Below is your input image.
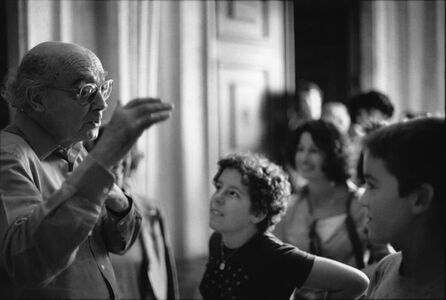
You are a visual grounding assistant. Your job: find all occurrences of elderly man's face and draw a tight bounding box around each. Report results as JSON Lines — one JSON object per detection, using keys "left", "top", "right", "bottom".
{"left": 37, "top": 42, "right": 109, "bottom": 147}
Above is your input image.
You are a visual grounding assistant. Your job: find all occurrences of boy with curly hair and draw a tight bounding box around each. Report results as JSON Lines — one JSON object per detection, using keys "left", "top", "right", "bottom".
{"left": 200, "top": 153, "right": 369, "bottom": 300}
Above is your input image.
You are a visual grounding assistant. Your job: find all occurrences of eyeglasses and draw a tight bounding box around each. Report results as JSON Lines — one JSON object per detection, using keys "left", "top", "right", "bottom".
{"left": 46, "top": 79, "right": 113, "bottom": 106}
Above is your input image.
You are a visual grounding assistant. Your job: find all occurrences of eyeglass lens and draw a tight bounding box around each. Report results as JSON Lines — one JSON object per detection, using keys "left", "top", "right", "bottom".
{"left": 80, "top": 80, "right": 112, "bottom": 105}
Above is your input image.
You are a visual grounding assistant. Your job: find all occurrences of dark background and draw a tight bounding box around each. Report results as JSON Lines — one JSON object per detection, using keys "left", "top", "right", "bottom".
{"left": 294, "top": 0, "right": 360, "bottom": 103}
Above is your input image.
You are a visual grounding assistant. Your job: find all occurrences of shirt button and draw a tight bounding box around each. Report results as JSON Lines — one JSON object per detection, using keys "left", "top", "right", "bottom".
{"left": 102, "top": 187, "right": 110, "bottom": 195}
{"left": 101, "top": 265, "right": 105, "bottom": 270}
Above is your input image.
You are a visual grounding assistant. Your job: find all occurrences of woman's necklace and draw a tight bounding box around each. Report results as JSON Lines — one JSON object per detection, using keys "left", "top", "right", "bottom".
{"left": 219, "top": 242, "right": 240, "bottom": 271}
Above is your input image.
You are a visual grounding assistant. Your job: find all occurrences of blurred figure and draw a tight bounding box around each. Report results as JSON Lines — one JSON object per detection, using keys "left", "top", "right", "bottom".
{"left": 353, "top": 121, "right": 389, "bottom": 187}
{"left": 361, "top": 117, "right": 445, "bottom": 299}
{"left": 346, "top": 90, "right": 394, "bottom": 139}
{"left": 289, "top": 80, "right": 323, "bottom": 130}
{"left": 262, "top": 80, "right": 323, "bottom": 193}
{"left": 274, "top": 120, "right": 389, "bottom": 299}
{"left": 85, "top": 131, "right": 179, "bottom": 300}
{"left": 321, "top": 101, "right": 351, "bottom": 135}
{"left": 346, "top": 90, "right": 394, "bottom": 185}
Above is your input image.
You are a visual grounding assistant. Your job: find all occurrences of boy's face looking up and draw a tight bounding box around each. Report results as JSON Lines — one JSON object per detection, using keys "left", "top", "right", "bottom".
{"left": 360, "top": 150, "right": 413, "bottom": 247}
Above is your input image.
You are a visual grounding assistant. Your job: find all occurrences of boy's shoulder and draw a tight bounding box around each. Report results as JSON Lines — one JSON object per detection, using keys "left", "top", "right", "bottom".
{"left": 369, "top": 252, "right": 401, "bottom": 287}
{"left": 367, "top": 253, "right": 401, "bottom": 298}
{"left": 368, "top": 252, "right": 445, "bottom": 299}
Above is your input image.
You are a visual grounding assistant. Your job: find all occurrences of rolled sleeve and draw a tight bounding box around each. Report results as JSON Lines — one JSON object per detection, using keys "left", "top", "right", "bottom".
{"left": 104, "top": 196, "right": 142, "bottom": 254}
{"left": 0, "top": 148, "right": 114, "bottom": 287}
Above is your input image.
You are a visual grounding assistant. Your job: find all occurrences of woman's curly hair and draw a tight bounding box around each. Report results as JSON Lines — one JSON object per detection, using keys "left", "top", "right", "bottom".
{"left": 214, "top": 153, "right": 291, "bottom": 233}
{"left": 285, "top": 119, "right": 351, "bottom": 184}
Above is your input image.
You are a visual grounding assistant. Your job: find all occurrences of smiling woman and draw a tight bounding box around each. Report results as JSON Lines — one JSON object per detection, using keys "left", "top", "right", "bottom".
{"left": 274, "top": 119, "right": 390, "bottom": 298}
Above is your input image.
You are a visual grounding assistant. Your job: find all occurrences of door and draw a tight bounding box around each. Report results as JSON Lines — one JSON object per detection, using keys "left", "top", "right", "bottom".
{"left": 206, "top": 0, "right": 286, "bottom": 171}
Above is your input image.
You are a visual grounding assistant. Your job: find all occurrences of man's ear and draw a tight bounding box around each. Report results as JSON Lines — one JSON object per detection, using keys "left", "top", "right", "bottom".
{"left": 410, "top": 183, "right": 434, "bottom": 215}
{"left": 249, "top": 211, "right": 267, "bottom": 225}
{"left": 28, "top": 89, "right": 45, "bottom": 112}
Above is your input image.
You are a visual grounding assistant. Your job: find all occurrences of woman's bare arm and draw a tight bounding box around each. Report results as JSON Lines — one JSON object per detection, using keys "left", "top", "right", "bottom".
{"left": 302, "top": 256, "right": 369, "bottom": 299}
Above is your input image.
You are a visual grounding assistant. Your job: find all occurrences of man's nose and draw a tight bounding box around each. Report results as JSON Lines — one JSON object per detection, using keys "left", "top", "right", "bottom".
{"left": 91, "top": 91, "right": 108, "bottom": 111}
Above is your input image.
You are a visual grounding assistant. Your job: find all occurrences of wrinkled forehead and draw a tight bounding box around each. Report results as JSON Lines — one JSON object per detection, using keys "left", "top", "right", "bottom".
{"left": 33, "top": 42, "right": 106, "bottom": 86}
{"left": 54, "top": 50, "right": 105, "bottom": 85}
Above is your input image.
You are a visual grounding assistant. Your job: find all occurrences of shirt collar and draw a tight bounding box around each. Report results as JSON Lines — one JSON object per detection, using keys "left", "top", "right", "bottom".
{"left": 13, "top": 111, "right": 82, "bottom": 160}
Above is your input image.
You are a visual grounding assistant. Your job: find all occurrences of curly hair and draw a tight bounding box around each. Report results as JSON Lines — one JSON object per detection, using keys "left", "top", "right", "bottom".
{"left": 286, "top": 119, "right": 350, "bottom": 184}
{"left": 214, "top": 153, "right": 291, "bottom": 233}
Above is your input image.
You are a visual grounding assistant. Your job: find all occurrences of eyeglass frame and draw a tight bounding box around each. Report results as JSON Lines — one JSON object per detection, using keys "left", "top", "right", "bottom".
{"left": 44, "top": 79, "right": 114, "bottom": 106}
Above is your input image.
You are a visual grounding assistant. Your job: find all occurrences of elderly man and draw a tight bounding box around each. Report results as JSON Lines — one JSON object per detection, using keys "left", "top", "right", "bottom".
{"left": 0, "top": 41, "right": 173, "bottom": 299}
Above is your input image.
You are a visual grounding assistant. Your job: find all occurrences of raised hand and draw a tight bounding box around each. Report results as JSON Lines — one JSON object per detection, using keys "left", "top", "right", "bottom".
{"left": 90, "top": 98, "right": 173, "bottom": 169}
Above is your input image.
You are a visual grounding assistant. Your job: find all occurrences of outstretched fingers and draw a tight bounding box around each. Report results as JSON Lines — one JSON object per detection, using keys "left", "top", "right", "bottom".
{"left": 125, "top": 97, "right": 162, "bottom": 108}
{"left": 123, "top": 98, "right": 174, "bottom": 130}
{"left": 138, "top": 110, "right": 172, "bottom": 129}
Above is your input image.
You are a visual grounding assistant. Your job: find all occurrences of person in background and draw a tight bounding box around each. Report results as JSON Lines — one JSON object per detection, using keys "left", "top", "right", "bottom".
{"left": 84, "top": 130, "right": 179, "bottom": 300}
{"left": 353, "top": 121, "right": 389, "bottom": 188}
{"left": 288, "top": 80, "right": 323, "bottom": 131}
{"left": 361, "top": 117, "right": 445, "bottom": 299}
{"left": 274, "top": 120, "right": 389, "bottom": 299}
{"left": 346, "top": 90, "right": 394, "bottom": 185}
{"left": 0, "top": 41, "right": 173, "bottom": 299}
{"left": 200, "top": 153, "right": 369, "bottom": 300}
{"left": 321, "top": 101, "right": 351, "bottom": 136}
{"left": 346, "top": 90, "right": 394, "bottom": 138}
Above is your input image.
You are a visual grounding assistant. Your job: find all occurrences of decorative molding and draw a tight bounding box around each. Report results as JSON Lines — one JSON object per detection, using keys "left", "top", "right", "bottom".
{"left": 216, "top": 1, "right": 269, "bottom": 43}
{"left": 218, "top": 64, "right": 268, "bottom": 156}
